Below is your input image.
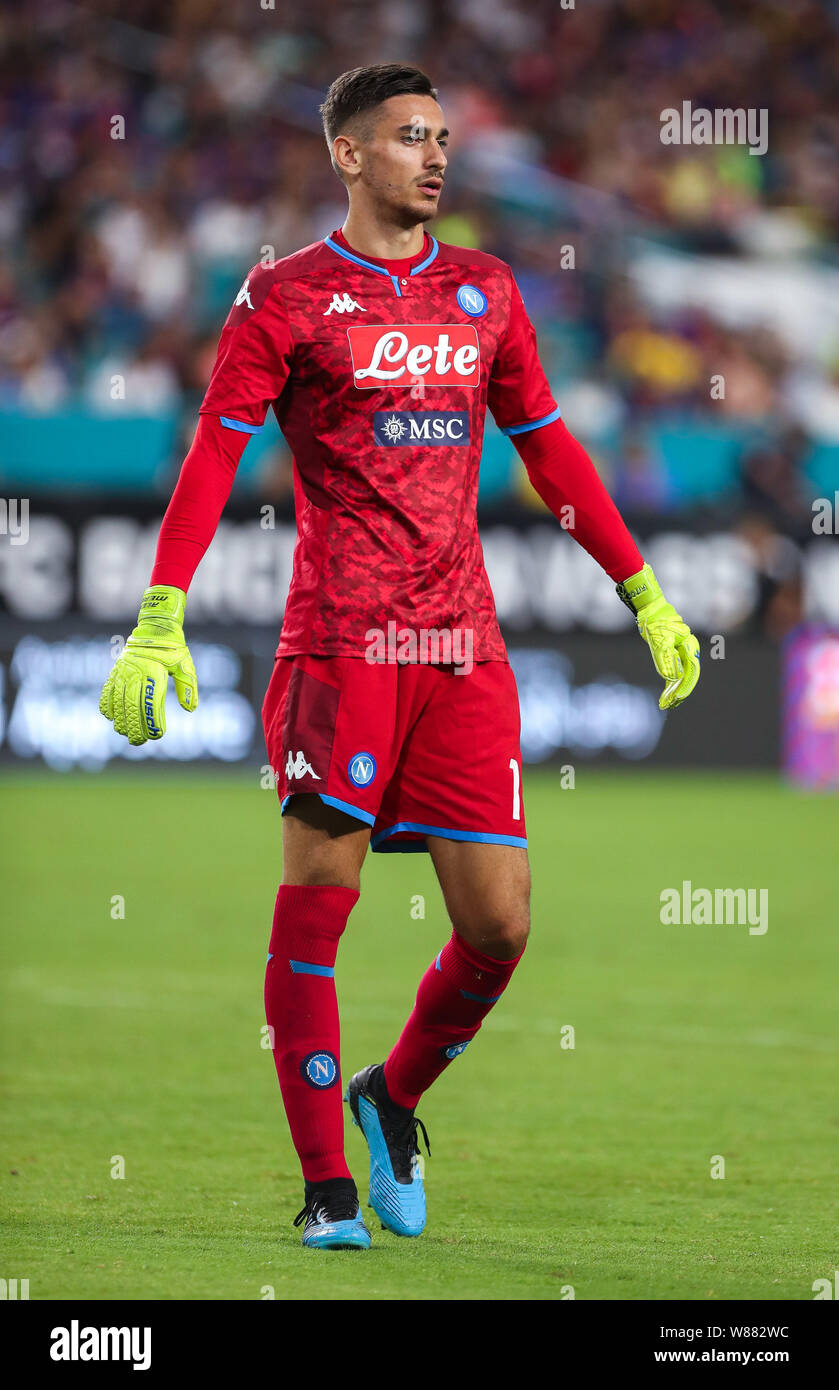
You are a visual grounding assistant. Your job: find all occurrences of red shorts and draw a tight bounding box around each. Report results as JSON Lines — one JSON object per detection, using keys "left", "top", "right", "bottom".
{"left": 262, "top": 655, "right": 527, "bottom": 853}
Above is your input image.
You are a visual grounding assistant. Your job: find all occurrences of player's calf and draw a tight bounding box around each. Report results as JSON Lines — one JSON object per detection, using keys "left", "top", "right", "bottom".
{"left": 383, "top": 929, "right": 528, "bottom": 1109}
{"left": 264, "top": 883, "right": 359, "bottom": 1198}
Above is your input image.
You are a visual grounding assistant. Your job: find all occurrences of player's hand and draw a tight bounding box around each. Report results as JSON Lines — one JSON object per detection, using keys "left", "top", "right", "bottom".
{"left": 616, "top": 563, "right": 700, "bottom": 711}
{"left": 99, "top": 586, "right": 198, "bottom": 744}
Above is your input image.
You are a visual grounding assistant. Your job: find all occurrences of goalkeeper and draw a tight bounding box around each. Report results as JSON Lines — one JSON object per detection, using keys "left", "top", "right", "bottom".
{"left": 98, "top": 60, "right": 699, "bottom": 1255}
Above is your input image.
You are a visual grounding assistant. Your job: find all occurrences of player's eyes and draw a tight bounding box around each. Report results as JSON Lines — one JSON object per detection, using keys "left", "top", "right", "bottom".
{"left": 403, "top": 134, "right": 448, "bottom": 150}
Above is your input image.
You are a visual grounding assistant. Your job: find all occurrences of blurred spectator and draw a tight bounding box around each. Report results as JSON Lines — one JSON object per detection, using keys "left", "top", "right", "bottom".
{"left": 740, "top": 427, "right": 814, "bottom": 529}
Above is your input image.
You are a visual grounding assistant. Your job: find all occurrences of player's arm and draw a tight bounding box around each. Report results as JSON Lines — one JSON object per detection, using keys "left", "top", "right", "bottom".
{"left": 99, "top": 267, "right": 293, "bottom": 744}
{"left": 487, "top": 272, "right": 700, "bottom": 711}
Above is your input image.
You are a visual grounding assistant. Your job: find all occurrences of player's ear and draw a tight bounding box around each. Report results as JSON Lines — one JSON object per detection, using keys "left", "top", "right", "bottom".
{"left": 333, "top": 134, "right": 361, "bottom": 181}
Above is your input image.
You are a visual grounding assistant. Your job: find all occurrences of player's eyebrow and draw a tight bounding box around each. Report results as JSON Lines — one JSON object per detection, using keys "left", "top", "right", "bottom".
{"left": 398, "top": 124, "right": 449, "bottom": 140}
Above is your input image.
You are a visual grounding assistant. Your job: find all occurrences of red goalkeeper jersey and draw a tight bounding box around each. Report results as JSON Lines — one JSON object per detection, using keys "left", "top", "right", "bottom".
{"left": 197, "top": 230, "right": 560, "bottom": 660}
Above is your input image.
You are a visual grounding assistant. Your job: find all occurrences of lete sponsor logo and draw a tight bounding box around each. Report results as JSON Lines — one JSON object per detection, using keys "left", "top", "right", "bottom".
{"left": 347, "top": 324, "right": 480, "bottom": 388}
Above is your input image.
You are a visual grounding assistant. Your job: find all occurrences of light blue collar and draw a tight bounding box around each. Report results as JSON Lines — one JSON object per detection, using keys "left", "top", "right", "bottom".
{"left": 323, "top": 233, "right": 439, "bottom": 298}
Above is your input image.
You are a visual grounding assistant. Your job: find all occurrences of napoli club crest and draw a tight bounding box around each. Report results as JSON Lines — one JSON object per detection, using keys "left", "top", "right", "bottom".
{"left": 456, "top": 284, "right": 487, "bottom": 318}
{"left": 348, "top": 752, "right": 377, "bottom": 787}
{"left": 300, "top": 1051, "right": 339, "bottom": 1089}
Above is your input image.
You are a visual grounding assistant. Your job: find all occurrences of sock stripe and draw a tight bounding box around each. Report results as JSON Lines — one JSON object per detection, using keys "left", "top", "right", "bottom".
{"left": 459, "top": 988, "right": 504, "bottom": 1003}
{"left": 289, "top": 959, "right": 335, "bottom": 977}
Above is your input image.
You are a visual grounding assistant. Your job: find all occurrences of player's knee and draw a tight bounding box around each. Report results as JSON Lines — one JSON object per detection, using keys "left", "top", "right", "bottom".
{"left": 282, "top": 869, "right": 361, "bottom": 892}
{"left": 488, "top": 913, "right": 530, "bottom": 960}
{"left": 458, "top": 902, "right": 530, "bottom": 961}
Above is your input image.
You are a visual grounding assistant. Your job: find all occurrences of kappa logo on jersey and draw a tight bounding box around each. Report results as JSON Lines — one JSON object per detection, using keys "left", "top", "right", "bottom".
{"left": 285, "top": 750, "right": 321, "bottom": 781}
{"left": 324, "top": 292, "right": 367, "bottom": 315}
{"left": 374, "top": 411, "right": 470, "bottom": 446}
{"left": 234, "top": 277, "right": 254, "bottom": 311}
{"left": 347, "top": 324, "right": 481, "bottom": 389}
{"left": 347, "top": 752, "right": 377, "bottom": 787}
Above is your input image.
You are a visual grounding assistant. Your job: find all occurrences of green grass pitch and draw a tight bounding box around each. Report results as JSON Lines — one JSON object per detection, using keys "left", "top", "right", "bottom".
{"left": 1, "top": 767, "right": 836, "bottom": 1301}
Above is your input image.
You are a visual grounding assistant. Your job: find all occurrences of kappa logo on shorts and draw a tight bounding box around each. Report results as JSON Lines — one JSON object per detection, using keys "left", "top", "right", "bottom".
{"left": 285, "top": 750, "right": 321, "bottom": 781}
{"left": 347, "top": 752, "right": 377, "bottom": 787}
{"left": 300, "top": 1051, "right": 339, "bottom": 1089}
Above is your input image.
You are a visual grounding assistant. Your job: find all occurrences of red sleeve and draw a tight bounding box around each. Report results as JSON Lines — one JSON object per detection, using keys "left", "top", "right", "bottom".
{"left": 487, "top": 271, "right": 559, "bottom": 435}
{"left": 150, "top": 415, "right": 249, "bottom": 591}
{"left": 199, "top": 263, "right": 293, "bottom": 430}
{"left": 150, "top": 263, "right": 294, "bottom": 592}
{"left": 513, "top": 417, "right": 643, "bottom": 583}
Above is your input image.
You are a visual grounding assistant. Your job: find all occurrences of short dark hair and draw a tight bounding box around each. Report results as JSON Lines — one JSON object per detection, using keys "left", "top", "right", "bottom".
{"left": 320, "top": 63, "right": 438, "bottom": 180}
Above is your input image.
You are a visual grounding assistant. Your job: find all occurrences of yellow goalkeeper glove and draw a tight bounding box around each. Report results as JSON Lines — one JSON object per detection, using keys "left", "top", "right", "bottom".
{"left": 99, "top": 585, "right": 198, "bottom": 745}
{"left": 617, "top": 563, "right": 700, "bottom": 711}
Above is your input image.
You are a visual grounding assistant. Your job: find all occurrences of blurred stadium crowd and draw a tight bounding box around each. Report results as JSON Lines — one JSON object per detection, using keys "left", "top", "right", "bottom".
{"left": 1, "top": 0, "right": 838, "bottom": 530}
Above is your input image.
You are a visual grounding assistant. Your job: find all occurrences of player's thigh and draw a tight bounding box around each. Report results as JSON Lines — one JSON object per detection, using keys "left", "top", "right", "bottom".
{"left": 282, "top": 794, "right": 370, "bottom": 889}
{"left": 427, "top": 838, "right": 531, "bottom": 960}
{"left": 262, "top": 653, "right": 384, "bottom": 890}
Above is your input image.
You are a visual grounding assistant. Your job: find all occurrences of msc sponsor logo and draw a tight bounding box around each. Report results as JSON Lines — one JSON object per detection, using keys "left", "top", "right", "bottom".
{"left": 348, "top": 324, "right": 480, "bottom": 388}
{"left": 347, "top": 752, "right": 377, "bottom": 787}
{"left": 300, "top": 1051, "right": 339, "bottom": 1089}
{"left": 374, "top": 411, "right": 470, "bottom": 446}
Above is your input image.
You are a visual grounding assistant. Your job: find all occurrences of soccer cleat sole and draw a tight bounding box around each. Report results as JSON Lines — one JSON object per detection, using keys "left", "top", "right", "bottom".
{"left": 300, "top": 1217, "right": 371, "bottom": 1250}
{"left": 345, "top": 1077, "right": 426, "bottom": 1238}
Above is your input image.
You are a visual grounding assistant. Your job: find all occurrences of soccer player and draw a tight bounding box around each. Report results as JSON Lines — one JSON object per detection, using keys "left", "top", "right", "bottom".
{"left": 99, "top": 64, "right": 700, "bottom": 1250}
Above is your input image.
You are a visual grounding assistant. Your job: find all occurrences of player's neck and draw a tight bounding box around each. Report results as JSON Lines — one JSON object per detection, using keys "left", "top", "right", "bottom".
{"left": 340, "top": 210, "right": 427, "bottom": 263}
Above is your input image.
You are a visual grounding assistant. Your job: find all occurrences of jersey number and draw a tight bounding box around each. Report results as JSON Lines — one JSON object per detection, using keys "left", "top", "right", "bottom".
{"left": 509, "top": 758, "right": 521, "bottom": 821}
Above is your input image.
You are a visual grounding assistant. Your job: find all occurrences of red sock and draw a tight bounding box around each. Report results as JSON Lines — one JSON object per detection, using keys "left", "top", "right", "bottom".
{"left": 384, "top": 931, "right": 525, "bottom": 1109}
{"left": 264, "top": 884, "right": 358, "bottom": 1184}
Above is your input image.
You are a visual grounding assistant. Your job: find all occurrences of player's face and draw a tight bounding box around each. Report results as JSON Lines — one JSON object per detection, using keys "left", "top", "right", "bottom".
{"left": 361, "top": 95, "right": 448, "bottom": 226}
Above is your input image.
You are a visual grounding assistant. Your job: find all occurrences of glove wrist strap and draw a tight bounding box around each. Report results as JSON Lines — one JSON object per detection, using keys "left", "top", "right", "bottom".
{"left": 138, "top": 585, "right": 187, "bottom": 626}
{"left": 616, "top": 562, "right": 663, "bottom": 616}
